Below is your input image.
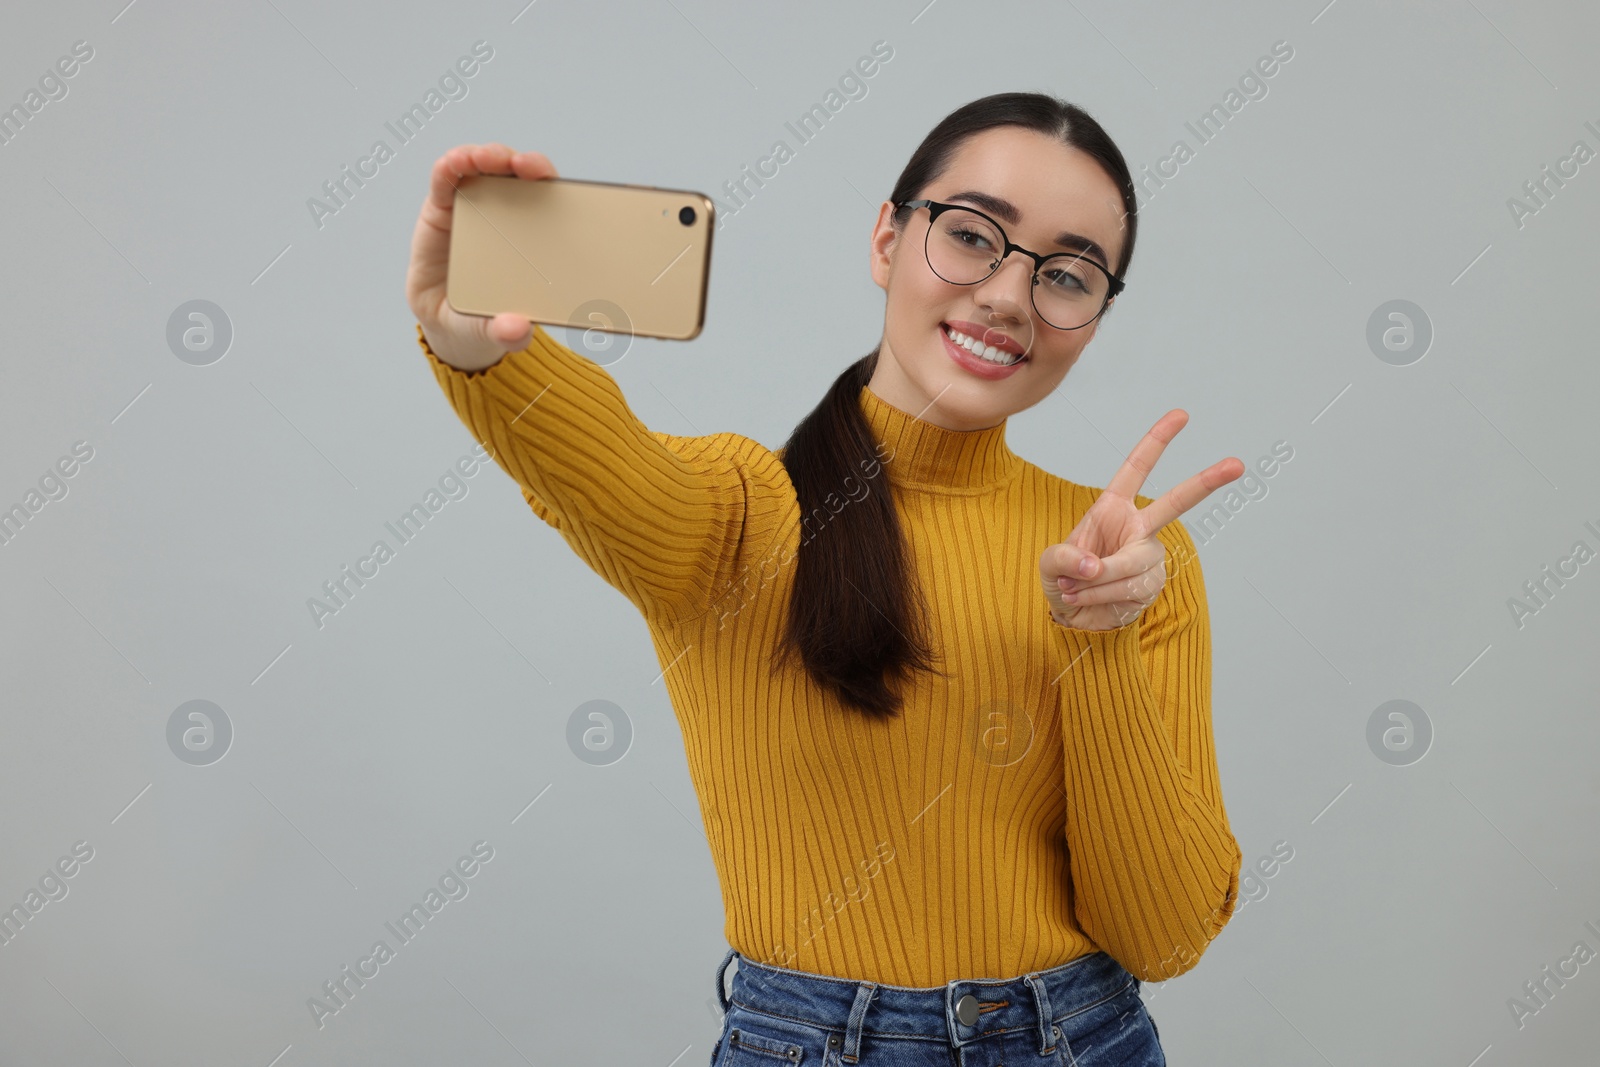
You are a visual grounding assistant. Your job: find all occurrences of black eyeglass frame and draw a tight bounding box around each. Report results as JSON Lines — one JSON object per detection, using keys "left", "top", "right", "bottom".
{"left": 895, "top": 198, "right": 1127, "bottom": 331}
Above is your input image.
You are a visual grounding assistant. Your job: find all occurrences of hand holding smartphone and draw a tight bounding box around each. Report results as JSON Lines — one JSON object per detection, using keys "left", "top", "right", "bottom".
{"left": 404, "top": 143, "right": 714, "bottom": 374}
{"left": 449, "top": 172, "right": 714, "bottom": 342}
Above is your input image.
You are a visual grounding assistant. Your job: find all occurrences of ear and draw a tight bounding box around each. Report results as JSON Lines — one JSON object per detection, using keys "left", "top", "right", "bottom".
{"left": 869, "top": 201, "right": 902, "bottom": 292}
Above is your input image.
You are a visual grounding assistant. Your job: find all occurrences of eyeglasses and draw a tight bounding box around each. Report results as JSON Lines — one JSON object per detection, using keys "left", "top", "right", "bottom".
{"left": 895, "top": 199, "right": 1125, "bottom": 331}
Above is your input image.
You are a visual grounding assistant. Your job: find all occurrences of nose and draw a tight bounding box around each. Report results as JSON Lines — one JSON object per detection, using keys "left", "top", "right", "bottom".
{"left": 972, "top": 252, "right": 1033, "bottom": 327}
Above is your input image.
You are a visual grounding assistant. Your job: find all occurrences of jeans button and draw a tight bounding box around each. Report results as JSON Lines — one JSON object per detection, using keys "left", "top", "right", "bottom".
{"left": 955, "top": 993, "right": 980, "bottom": 1025}
{"left": 828, "top": 1035, "right": 842, "bottom": 1049}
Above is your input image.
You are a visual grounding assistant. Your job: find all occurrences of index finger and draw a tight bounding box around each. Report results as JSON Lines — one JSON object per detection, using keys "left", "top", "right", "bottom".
{"left": 1105, "top": 409, "right": 1188, "bottom": 502}
{"left": 1136, "top": 456, "right": 1246, "bottom": 533}
{"left": 428, "top": 144, "right": 558, "bottom": 211}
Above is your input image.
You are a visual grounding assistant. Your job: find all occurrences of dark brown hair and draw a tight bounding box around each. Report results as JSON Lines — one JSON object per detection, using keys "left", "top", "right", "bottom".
{"left": 770, "top": 92, "right": 1141, "bottom": 721}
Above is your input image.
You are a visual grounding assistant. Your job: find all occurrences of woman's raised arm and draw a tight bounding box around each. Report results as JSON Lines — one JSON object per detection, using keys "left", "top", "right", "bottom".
{"left": 406, "top": 144, "right": 752, "bottom": 624}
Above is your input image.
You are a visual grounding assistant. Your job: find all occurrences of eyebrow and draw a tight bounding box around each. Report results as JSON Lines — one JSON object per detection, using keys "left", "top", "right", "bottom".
{"left": 945, "top": 190, "right": 1114, "bottom": 269}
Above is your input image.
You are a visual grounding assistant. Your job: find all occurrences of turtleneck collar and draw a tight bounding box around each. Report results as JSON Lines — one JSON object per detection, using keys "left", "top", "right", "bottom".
{"left": 858, "top": 384, "right": 1025, "bottom": 493}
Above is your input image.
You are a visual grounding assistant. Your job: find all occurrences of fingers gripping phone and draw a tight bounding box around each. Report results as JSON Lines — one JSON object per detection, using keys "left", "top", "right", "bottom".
{"left": 446, "top": 174, "right": 715, "bottom": 341}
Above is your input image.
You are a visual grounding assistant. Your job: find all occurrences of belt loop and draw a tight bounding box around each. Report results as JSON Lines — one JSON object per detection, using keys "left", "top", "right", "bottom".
{"left": 714, "top": 947, "right": 738, "bottom": 1015}
{"left": 1024, "top": 972, "right": 1055, "bottom": 1054}
{"left": 840, "top": 981, "right": 877, "bottom": 1064}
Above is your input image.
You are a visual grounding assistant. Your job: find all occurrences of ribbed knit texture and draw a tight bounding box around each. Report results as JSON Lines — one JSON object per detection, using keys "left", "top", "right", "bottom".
{"left": 418, "top": 322, "right": 1242, "bottom": 986}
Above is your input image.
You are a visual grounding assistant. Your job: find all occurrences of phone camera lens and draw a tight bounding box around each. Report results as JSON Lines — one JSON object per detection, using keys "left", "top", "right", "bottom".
{"left": 678, "top": 205, "right": 697, "bottom": 226}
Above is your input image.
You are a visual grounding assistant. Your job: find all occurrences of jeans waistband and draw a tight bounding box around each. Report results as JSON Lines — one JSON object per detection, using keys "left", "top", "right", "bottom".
{"left": 713, "top": 947, "right": 1138, "bottom": 1061}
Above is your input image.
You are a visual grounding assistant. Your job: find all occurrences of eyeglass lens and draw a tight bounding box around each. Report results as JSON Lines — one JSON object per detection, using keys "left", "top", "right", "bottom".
{"left": 924, "top": 206, "right": 1109, "bottom": 330}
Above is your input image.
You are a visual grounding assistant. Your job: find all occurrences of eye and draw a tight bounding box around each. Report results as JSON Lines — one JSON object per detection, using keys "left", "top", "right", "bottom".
{"left": 949, "top": 225, "right": 993, "bottom": 249}
{"left": 1041, "top": 268, "right": 1086, "bottom": 291}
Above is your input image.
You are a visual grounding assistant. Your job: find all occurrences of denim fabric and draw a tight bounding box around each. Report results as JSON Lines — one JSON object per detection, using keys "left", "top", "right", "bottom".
{"left": 709, "top": 947, "right": 1165, "bottom": 1066}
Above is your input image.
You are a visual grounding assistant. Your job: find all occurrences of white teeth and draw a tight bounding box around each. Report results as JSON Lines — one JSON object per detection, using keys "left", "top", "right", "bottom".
{"left": 945, "top": 325, "right": 1020, "bottom": 365}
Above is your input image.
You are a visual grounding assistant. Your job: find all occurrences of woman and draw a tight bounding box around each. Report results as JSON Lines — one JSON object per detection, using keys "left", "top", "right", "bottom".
{"left": 406, "top": 92, "right": 1245, "bottom": 1066}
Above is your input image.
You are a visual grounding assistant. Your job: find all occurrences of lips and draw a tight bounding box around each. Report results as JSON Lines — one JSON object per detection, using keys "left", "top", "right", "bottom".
{"left": 942, "top": 319, "right": 1027, "bottom": 358}
{"left": 939, "top": 322, "right": 1028, "bottom": 379}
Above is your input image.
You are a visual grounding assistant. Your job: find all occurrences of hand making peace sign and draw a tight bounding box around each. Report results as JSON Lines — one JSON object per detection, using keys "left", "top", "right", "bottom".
{"left": 1039, "top": 410, "right": 1245, "bottom": 632}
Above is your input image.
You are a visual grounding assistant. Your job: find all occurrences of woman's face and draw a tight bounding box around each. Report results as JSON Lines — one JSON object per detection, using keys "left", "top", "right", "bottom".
{"left": 868, "top": 125, "right": 1128, "bottom": 431}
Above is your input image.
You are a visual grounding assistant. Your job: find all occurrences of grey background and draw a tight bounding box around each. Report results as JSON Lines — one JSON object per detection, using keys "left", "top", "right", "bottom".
{"left": 1, "top": 0, "right": 1596, "bottom": 1064}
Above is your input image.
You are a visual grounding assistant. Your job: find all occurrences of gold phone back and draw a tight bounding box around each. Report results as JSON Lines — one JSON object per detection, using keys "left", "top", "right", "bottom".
{"left": 447, "top": 175, "right": 714, "bottom": 341}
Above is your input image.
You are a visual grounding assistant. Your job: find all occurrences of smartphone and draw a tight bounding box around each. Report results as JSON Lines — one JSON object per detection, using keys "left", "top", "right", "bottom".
{"left": 446, "top": 174, "right": 715, "bottom": 341}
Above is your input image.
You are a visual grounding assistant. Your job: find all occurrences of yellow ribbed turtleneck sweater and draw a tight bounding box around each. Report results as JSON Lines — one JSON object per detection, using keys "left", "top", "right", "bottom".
{"left": 418, "top": 322, "right": 1242, "bottom": 986}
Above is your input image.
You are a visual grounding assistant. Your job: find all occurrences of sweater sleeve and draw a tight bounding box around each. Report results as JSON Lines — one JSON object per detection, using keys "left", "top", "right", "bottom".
{"left": 416, "top": 322, "right": 748, "bottom": 624}
{"left": 1052, "top": 511, "right": 1242, "bottom": 982}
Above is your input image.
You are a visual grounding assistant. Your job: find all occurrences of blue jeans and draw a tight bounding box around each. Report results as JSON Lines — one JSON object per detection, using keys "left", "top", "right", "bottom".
{"left": 710, "top": 947, "right": 1165, "bottom": 1066}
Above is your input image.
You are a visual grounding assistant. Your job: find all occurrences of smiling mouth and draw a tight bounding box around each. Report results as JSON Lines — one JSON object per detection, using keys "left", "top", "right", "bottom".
{"left": 941, "top": 322, "right": 1027, "bottom": 366}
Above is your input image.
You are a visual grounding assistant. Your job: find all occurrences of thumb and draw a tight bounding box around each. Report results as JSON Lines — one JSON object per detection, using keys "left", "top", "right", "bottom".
{"left": 1044, "top": 540, "right": 1101, "bottom": 581}
{"left": 486, "top": 311, "right": 535, "bottom": 353}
